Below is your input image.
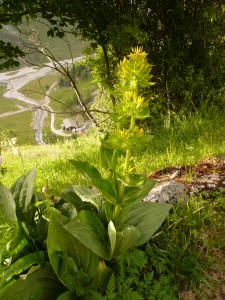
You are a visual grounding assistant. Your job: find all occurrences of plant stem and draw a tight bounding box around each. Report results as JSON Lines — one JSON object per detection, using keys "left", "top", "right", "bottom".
{"left": 114, "top": 115, "right": 136, "bottom": 220}
{"left": 112, "top": 204, "right": 121, "bottom": 220}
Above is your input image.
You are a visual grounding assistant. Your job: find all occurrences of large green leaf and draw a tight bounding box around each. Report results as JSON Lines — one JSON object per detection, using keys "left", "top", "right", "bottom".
{"left": 0, "top": 251, "right": 46, "bottom": 288}
{"left": 122, "top": 178, "right": 156, "bottom": 205}
{"left": 123, "top": 202, "right": 172, "bottom": 246}
{"left": 113, "top": 225, "right": 140, "bottom": 257}
{"left": 118, "top": 173, "right": 147, "bottom": 187}
{"left": 69, "top": 160, "right": 102, "bottom": 182}
{"left": 63, "top": 210, "right": 110, "bottom": 260}
{"left": 9, "top": 168, "right": 36, "bottom": 212}
{"left": 56, "top": 291, "right": 76, "bottom": 300}
{"left": 69, "top": 161, "right": 117, "bottom": 205}
{"left": 57, "top": 289, "right": 102, "bottom": 300}
{"left": 47, "top": 209, "right": 98, "bottom": 285}
{"left": 0, "top": 264, "right": 65, "bottom": 300}
{"left": 92, "top": 178, "right": 117, "bottom": 205}
{"left": 50, "top": 250, "right": 90, "bottom": 291}
{"left": 61, "top": 185, "right": 94, "bottom": 211}
{"left": 67, "top": 185, "right": 101, "bottom": 211}
{"left": 89, "top": 260, "right": 113, "bottom": 292}
{"left": 0, "top": 183, "right": 17, "bottom": 222}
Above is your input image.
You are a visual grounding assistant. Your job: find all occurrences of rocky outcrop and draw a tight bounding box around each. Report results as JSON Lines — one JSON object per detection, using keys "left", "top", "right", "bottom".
{"left": 144, "top": 180, "right": 187, "bottom": 204}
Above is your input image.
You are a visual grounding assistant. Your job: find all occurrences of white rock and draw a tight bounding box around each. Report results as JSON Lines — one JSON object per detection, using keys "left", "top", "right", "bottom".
{"left": 143, "top": 180, "right": 187, "bottom": 204}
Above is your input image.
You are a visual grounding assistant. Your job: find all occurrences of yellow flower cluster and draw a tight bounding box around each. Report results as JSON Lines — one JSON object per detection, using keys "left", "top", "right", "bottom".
{"left": 117, "top": 46, "right": 154, "bottom": 91}
{"left": 118, "top": 126, "right": 144, "bottom": 140}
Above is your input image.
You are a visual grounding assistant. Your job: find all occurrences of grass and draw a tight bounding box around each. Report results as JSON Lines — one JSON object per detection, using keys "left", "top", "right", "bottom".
{"left": 1, "top": 103, "right": 225, "bottom": 298}
{"left": 0, "top": 17, "right": 89, "bottom": 69}
{"left": 0, "top": 86, "right": 29, "bottom": 113}
{"left": 1, "top": 105, "right": 225, "bottom": 186}
{"left": 18, "top": 74, "right": 59, "bottom": 103}
{"left": 135, "top": 106, "right": 225, "bottom": 176}
{"left": 49, "top": 77, "right": 97, "bottom": 128}
{"left": 1, "top": 131, "right": 101, "bottom": 193}
{"left": 0, "top": 110, "right": 35, "bottom": 145}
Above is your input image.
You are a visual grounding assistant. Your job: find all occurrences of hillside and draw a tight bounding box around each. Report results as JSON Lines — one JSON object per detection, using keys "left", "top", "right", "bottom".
{"left": 0, "top": 17, "right": 88, "bottom": 68}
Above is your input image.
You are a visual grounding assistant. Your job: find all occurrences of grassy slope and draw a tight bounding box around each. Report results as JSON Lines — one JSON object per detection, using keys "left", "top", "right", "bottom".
{"left": 0, "top": 85, "right": 29, "bottom": 113}
{"left": 0, "top": 18, "right": 88, "bottom": 67}
{"left": 18, "top": 74, "right": 59, "bottom": 103}
{"left": 0, "top": 18, "right": 89, "bottom": 144}
{"left": 2, "top": 105, "right": 225, "bottom": 191}
{"left": 1, "top": 132, "right": 101, "bottom": 194}
{"left": 0, "top": 110, "right": 35, "bottom": 145}
{"left": 1, "top": 107, "right": 225, "bottom": 297}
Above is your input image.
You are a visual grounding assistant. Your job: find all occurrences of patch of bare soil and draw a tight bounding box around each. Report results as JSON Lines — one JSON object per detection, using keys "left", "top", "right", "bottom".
{"left": 149, "top": 156, "right": 225, "bottom": 299}
{"left": 149, "top": 156, "right": 225, "bottom": 195}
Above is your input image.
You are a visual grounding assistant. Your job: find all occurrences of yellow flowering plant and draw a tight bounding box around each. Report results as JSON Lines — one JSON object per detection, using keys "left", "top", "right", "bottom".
{"left": 0, "top": 48, "right": 172, "bottom": 298}
{"left": 46, "top": 47, "right": 172, "bottom": 292}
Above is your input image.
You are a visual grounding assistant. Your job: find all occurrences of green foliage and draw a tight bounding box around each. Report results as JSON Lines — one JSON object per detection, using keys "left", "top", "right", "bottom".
{"left": 0, "top": 264, "right": 66, "bottom": 300}
{"left": 145, "top": 192, "right": 225, "bottom": 291}
{"left": 58, "top": 48, "right": 171, "bottom": 292}
{"left": 83, "top": 46, "right": 117, "bottom": 90}
{"left": 0, "top": 169, "right": 49, "bottom": 295}
{"left": 103, "top": 248, "right": 178, "bottom": 300}
{"left": 57, "top": 63, "right": 91, "bottom": 88}
{"left": 0, "top": 41, "right": 24, "bottom": 70}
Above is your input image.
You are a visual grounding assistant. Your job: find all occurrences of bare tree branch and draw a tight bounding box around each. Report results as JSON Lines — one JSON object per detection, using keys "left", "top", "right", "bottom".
{"left": 20, "top": 27, "right": 99, "bottom": 125}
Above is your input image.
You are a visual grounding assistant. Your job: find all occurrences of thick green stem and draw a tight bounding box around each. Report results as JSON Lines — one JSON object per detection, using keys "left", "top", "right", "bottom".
{"left": 112, "top": 204, "right": 121, "bottom": 220}
{"left": 111, "top": 149, "right": 118, "bottom": 173}
{"left": 113, "top": 115, "right": 136, "bottom": 221}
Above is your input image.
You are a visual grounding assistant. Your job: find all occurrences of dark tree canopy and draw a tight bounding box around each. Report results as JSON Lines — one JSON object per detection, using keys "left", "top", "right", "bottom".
{"left": 1, "top": 0, "right": 225, "bottom": 109}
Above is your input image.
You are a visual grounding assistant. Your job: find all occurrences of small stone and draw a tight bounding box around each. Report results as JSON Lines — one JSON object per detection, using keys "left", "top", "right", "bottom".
{"left": 143, "top": 180, "right": 187, "bottom": 204}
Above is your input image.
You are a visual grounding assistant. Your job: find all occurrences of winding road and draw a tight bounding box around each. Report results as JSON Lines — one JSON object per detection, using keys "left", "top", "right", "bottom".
{"left": 0, "top": 58, "right": 80, "bottom": 143}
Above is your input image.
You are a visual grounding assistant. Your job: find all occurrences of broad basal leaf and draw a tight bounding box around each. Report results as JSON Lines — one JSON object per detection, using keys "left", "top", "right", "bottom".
{"left": 122, "top": 178, "right": 156, "bottom": 205}
{"left": 123, "top": 202, "right": 172, "bottom": 246}
{"left": 57, "top": 291, "right": 77, "bottom": 300}
{"left": 63, "top": 210, "right": 110, "bottom": 260}
{"left": 0, "top": 264, "right": 65, "bottom": 300}
{"left": 92, "top": 178, "right": 117, "bottom": 205}
{"left": 68, "top": 185, "right": 101, "bottom": 211}
{"left": 89, "top": 260, "right": 113, "bottom": 292}
{"left": 0, "top": 251, "right": 45, "bottom": 288}
{"left": 113, "top": 225, "right": 140, "bottom": 257}
{"left": 9, "top": 168, "right": 36, "bottom": 212}
{"left": 0, "top": 183, "right": 17, "bottom": 223}
{"left": 69, "top": 160, "right": 102, "bottom": 181}
{"left": 61, "top": 185, "right": 94, "bottom": 211}
{"left": 47, "top": 208, "right": 98, "bottom": 285}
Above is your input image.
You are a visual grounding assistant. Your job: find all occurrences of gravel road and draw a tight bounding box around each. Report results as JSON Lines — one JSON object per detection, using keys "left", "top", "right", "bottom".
{"left": 0, "top": 58, "right": 81, "bottom": 143}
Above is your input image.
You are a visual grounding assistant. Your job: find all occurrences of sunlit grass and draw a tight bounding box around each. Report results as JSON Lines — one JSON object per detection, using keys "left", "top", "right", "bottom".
{"left": 135, "top": 106, "right": 225, "bottom": 175}
{"left": 1, "top": 133, "right": 101, "bottom": 194}
{"left": 0, "top": 86, "right": 29, "bottom": 113}
{"left": 2, "top": 104, "right": 225, "bottom": 193}
{"left": 18, "top": 74, "right": 59, "bottom": 102}
{"left": 49, "top": 77, "right": 97, "bottom": 128}
{"left": 0, "top": 110, "right": 35, "bottom": 145}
